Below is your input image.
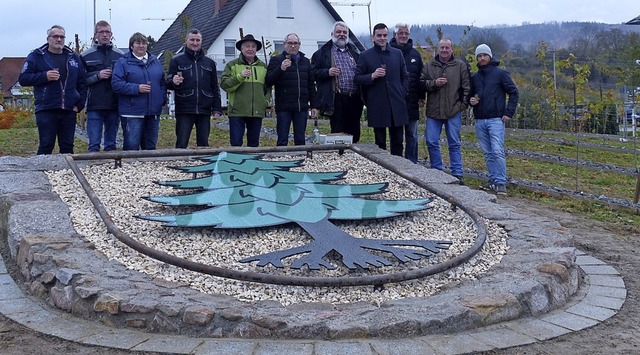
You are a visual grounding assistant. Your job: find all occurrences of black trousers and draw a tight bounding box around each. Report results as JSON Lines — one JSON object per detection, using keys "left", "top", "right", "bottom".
{"left": 374, "top": 126, "right": 404, "bottom": 157}
{"left": 175, "top": 113, "right": 210, "bottom": 148}
{"left": 329, "top": 93, "right": 364, "bottom": 143}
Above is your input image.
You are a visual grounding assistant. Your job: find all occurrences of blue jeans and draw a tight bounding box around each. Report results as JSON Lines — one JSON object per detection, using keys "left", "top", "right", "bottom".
{"left": 475, "top": 118, "right": 507, "bottom": 184}
{"left": 123, "top": 116, "right": 160, "bottom": 150}
{"left": 426, "top": 113, "right": 463, "bottom": 177}
{"left": 86, "top": 110, "right": 120, "bottom": 152}
{"left": 35, "top": 109, "right": 76, "bottom": 155}
{"left": 404, "top": 119, "right": 418, "bottom": 163}
{"left": 175, "top": 114, "right": 210, "bottom": 148}
{"left": 229, "top": 116, "right": 262, "bottom": 147}
{"left": 276, "top": 110, "right": 308, "bottom": 146}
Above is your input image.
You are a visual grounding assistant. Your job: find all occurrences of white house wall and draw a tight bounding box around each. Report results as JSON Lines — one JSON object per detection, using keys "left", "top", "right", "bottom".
{"left": 206, "top": 0, "right": 350, "bottom": 65}
{"left": 203, "top": 0, "right": 355, "bottom": 107}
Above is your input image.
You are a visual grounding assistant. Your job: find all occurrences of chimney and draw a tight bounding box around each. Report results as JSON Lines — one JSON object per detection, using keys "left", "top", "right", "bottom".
{"left": 214, "top": 0, "right": 229, "bottom": 15}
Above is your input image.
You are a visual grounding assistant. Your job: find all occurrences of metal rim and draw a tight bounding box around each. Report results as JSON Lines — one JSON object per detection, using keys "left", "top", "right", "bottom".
{"left": 65, "top": 145, "right": 487, "bottom": 287}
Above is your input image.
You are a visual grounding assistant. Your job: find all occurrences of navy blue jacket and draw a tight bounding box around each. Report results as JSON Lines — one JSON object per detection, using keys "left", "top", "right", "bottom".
{"left": 354, "top": 43, "right": 409, "bottom": 128}
{"left": 390, "top": 38, "right": 425, "bottom": 121}
{"left": 310, "top": 40, "right": 361, "bottom": 116}
{"left": 81, "top": 43, "right": 124, "bottom": 111}
{"left": 470, "top": 59, "right": 519, "bottom": 119}
{"left": 18, "top": 44, "right": 87, "bottom": 113}
{"left": 166, "top": 48, "right": 222, "bottom": 115}
{"left": 266, "top": 51, "right": 318, "bottom": 112}
{"left": 112, "top": 51, "right": 167, "bottom": 116}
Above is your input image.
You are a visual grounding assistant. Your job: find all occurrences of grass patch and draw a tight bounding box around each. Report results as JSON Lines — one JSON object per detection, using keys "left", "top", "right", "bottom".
{"left": 2, "top": 118, "right": 638, "bottom": 229}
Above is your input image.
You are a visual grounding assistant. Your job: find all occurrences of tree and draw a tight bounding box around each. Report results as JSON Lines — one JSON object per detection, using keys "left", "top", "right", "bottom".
{"left": 141, "top": 152, "right": 451, "bottom": 270}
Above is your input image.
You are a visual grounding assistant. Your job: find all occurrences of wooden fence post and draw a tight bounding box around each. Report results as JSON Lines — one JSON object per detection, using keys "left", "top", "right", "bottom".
{"left": 634, "top": 171, "right": 640, "bottom": 205}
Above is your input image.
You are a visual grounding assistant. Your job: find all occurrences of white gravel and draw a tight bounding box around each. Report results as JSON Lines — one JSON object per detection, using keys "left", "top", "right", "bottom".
{"left": 46, "top": 151, "right": 509, "bottom": 306}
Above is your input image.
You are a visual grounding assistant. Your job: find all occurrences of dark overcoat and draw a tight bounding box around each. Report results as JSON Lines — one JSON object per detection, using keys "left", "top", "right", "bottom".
{"left": 354, "top": 44, "right": 408, "bottom": 127}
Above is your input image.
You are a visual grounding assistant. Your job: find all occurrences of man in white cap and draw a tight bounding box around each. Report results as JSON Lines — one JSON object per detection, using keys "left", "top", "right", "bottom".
{"left": 469, "top": 43, "right": 519, "bottom": 195}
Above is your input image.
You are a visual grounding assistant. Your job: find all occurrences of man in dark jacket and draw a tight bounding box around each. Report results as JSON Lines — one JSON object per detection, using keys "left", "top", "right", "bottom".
{"left": 266, "top": 33, "right": 318, "bottom": 146}
{"left": 469, "top": 44, "right": 519, "bottom": 195}
{"left": 19, "top": 25, "right": 87, "bottom": 155}
{"left": 81, "top": 20, "right": 123, "bottom": 152}
{"left": 421, "top": 38, "right": 471, "bottom": 183}
{"left": 311, "top": 21, "right": 364, "bottom": 142}
{"left": 355, "top": 23, "right": 409, "bottom": 157}
{"left": 391, "top": 23, "right": 424, "bottom": 163}
{"left": 167, "top": 29, "right": 222, "bottom": 148}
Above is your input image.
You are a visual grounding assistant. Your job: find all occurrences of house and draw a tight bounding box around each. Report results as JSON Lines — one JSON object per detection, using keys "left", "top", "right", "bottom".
{"left": 626, "top": 15, "right": 640, "bottom": 25}
{"left": 152, "top": 0, "right": 367, "bottom": 106}
{"left": 0, "top": 57, "right": 31, "bottom": 109}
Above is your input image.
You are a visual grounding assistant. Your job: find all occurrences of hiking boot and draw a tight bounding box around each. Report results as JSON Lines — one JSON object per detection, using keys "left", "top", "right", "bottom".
{"left": 495, "top": 184, "right": 507, "bottom": 195}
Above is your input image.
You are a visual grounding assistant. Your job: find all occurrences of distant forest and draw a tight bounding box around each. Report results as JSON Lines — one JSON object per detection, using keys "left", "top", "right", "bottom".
{"left": 358, "top": 21, "right": 640, "bottom": 56}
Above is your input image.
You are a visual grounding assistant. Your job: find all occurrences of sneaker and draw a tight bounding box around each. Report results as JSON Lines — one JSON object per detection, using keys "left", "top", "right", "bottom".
{"left": 479, "top": 183, "right": 495, "bottom": 191}
{"left": 495, "top": 184, "right": 507, "bottom": 195}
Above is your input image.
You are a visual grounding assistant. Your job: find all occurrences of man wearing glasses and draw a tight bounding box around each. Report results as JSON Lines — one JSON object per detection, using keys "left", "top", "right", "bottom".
{"left": 266, "top": 33, "right": 318, "bottom": 146}
{"left": 19, "top": 25, "right": 87, "bottom": 155}
{"left": 81, "top": 20, "right": 124, "bottom": 152}
{"left": 311, "top": 21, "right": 364, "bottom": 143}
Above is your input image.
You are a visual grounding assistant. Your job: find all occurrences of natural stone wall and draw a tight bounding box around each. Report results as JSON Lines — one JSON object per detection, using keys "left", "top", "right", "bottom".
{"left": 0, "top": 150, "right": 582, "bottom": 339}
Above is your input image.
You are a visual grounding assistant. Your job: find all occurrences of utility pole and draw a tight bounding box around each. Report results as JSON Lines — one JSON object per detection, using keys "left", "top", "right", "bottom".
{"left": 329, "top": 1, "right": 372, "bottom": 38}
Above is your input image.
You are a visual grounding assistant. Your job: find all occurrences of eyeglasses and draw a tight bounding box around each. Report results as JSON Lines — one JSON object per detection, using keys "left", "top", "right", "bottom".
{"left": 49, "top": 35, "right": 66, "bottom": 40}
{"left": 286, "top": 42, "right": 300, "bottom": 46}
{"left": 97, "top": 30, "right": 112, "bottom": 35}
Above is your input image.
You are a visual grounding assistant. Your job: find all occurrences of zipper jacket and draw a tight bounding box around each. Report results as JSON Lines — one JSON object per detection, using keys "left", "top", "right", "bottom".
{"left": 111, "top": 51, "right": 167, "bottom": 116}
{"left": 166, "top": 48, "right": 222, "bottom": 115}
{"left": 81, "top": 43, "right": 124, "bottom": 111}
{"left": 220, "top": 54, "right": 270, "bottom": 118}
{"left": 18, "top": 44, "right": 87, "bottom": 113}
{"left": 265, "top": 51, "right": 318, "bottom": 112}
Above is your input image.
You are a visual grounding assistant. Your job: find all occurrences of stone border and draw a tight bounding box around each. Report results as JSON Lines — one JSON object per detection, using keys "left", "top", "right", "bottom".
{"left": 0, "top": 248, "right": 625, "bottom": 353}
{"left": 0, "top": 147, "right": 582, "bottom": 339}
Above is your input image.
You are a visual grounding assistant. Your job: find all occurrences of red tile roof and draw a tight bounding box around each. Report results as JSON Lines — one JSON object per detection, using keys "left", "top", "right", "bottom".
{"left": 0, "top": 57, "right": 26, "bottom": 99}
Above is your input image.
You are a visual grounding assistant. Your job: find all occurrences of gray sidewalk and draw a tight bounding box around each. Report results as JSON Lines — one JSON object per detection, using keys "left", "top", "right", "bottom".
{"left": 0, "top": 250, "right": 625, "bottom": 354}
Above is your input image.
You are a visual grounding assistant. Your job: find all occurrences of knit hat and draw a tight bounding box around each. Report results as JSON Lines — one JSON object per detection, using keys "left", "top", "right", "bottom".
{"left": 475, "top": 44, "right": 492, "bottom": 58}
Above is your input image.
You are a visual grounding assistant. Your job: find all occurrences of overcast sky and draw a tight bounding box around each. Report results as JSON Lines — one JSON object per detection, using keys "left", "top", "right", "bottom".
{"left": 1, "top": 0, "right": 638, "bottom": 59}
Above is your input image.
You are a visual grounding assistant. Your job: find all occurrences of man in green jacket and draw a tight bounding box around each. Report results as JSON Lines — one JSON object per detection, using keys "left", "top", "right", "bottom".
{"left": 220, "top": 34, "right": 270, "bottom": 147}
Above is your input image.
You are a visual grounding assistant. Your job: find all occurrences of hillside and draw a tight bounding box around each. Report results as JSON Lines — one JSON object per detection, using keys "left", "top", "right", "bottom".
{"left": 357, "top": 21, "right": 640, "bottom": 51}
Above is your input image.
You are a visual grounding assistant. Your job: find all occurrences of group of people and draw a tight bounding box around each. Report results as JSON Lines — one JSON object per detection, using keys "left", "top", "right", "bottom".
{"left": 18, "top": 20, "right": 518, "bottom": 194}
{"left": 312, "top": 21, "right": 519, "bottom": 194}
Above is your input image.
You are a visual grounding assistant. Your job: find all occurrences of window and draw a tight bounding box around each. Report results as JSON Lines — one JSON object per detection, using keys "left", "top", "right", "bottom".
{"left": 277, "top": 0, "right": 293, "bottom": 18}
{"left": 224, "top": 39, "right": 236, "bottom": 61}
{"left": 274, "top": 41, "right": 284, "bottom": 54}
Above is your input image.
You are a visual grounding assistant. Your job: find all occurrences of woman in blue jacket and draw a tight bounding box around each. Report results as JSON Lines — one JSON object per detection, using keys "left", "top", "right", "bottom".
{"left": 112, "top": 32, "right": 166, "bottom": 150}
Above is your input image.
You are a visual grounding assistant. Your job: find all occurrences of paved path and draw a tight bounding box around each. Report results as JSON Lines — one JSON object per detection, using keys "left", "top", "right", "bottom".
{"left": 0, "top": 250, "right": 625, "bottom": 354}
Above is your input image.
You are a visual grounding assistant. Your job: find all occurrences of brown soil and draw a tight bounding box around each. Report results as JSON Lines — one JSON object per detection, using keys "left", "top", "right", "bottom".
{"left": 1, "top": 196, "right": 638, "bottom": 354}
